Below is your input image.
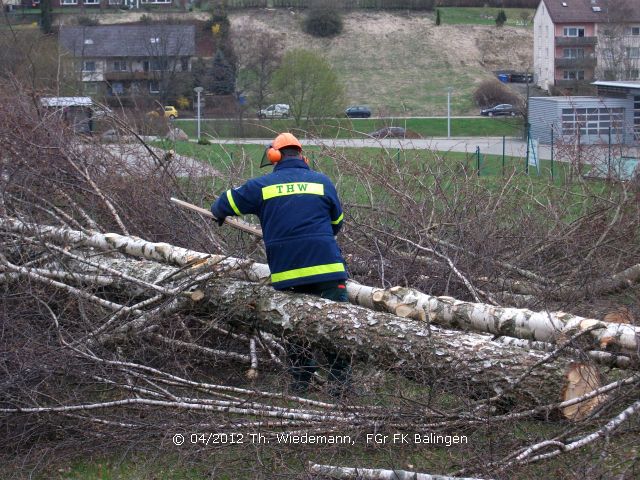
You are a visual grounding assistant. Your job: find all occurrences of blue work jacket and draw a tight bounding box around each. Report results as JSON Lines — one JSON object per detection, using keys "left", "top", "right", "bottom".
{"left": 211, "top": 157, "right": 347, "bottom": 290}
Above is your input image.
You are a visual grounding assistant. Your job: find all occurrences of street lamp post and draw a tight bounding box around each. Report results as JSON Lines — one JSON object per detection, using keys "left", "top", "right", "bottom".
{"left": 194, "top": 87, "right": 204, "bottom": 141}
{"left": 447, "top": 87, "right": 453, "bottom": 138}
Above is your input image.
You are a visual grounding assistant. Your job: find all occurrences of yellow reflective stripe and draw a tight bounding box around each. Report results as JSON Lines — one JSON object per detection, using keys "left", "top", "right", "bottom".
{"left": 271, "top": 263, "right": 345, "bottom": 283}
{"left": 226, "top": 190, "right": 242, "bottom": 216}
{"left": 262, "top": 182, "right": 324, "bottom": 200}
{"left": 331, "top": 213, "right": 344, "bottom": 225}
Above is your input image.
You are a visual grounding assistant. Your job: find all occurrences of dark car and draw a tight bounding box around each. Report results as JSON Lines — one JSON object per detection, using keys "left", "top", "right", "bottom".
{"left": 368, "top": 127, "right": 406, "bottom": 139}
{"left": 480, "top": 104, "right": 517, "bottom": 117}
{"left": 345, "top": 106, "right": 372, "bottom": 118}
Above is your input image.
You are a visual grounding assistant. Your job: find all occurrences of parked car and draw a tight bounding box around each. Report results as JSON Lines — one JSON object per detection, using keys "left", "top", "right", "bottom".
{"left": 258, "top": 104, "right": 290, "bottom": 119}
{"left": 368, "top": 126, "right": 406, "bottom": 139}
{"left": 147, "top": 106, "right": 179, "bottom": 119}
{"left": 345, "top": 105, "right": 372, "bottom": 118}
{"left": 480, "top": 104, "right": 517, "bottom": 117}
{"left": 510, "top": 73, "right": 533, "bottom": 83}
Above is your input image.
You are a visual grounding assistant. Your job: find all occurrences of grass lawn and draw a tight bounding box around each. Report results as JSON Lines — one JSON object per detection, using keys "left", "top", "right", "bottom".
{"left": 159, "top": 139, "right": 612, "bottom": 228}
{"left": 437, "top": 7, "right": 535, "bottom": 27}
{"left": 171, "top": 117, "right": 524, "bottom": 140}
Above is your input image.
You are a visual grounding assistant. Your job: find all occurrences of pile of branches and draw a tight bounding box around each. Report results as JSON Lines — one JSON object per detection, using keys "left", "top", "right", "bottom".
{"left": 1, "top": 85, "right": 639, "bottom": 479}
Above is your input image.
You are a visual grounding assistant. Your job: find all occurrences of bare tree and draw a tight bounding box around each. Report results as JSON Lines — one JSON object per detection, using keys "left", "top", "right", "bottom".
{"left": 232, "top": 25, "right": 283, "bottom": 111}
{"left": 597, "top": 0, "right": 640, "bottom": 81}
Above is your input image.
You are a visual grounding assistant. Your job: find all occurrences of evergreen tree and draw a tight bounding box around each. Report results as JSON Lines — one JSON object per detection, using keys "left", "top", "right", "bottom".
{"left": 210, "top": 49, "right": 235, "bottom": 95}
{"left": 436, "top": 9, "right": 441, "bottom": 26}
{"left": 40, "top": 0, "right": 53, "bottom": 35}
{"left": 495, "top": 10, "right": 507, "bottom": 27}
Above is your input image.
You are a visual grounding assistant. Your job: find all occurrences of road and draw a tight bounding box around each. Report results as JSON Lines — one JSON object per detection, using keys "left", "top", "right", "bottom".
{"left": 202, "top": 136, "right": 553, "bottom": 160}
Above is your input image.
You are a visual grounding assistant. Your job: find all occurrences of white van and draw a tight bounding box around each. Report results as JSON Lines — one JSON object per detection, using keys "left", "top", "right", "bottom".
{"left": 258, "top": 104, "right": 290, "bottom": 119}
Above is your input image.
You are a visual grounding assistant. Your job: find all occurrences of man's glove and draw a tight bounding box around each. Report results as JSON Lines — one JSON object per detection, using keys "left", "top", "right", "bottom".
{"left": 216, "top": 216, "right": 226, "bottom": 227}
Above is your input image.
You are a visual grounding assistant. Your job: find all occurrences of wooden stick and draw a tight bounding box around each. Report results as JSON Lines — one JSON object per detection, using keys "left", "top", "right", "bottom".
{"left": 170, "top": 197, "right": 263, "bottom": 238}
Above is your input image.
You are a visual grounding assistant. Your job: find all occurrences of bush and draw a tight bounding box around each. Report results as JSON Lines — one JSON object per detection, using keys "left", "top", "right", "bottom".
{"left": 176, "top": 96, "right": 190, "bottom": 110}
{"left": 304, "top": 5, "right": 343, "bottom": 38}
{"left": 77, "top": 16, "right": 100, "bottom": 27}
{"left": 198, "top": 137, "right": 211, "bottom": 145}
{"left": 495, "top": 9, "right": 507, "bottom": 27}
{"left": 473, "top": 79, "right": 520, "bottom": 109}
{"left": 139, "top": 14, "right": 154, "bottom": 25}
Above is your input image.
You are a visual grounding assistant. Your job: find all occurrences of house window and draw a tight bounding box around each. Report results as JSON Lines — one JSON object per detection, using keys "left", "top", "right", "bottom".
{"left": 84, "top": 0, "right": 99, "bottom": 4}
{"left": 110, "top": 82, "right": 124, "bottom": 95}
{"left": 563, "top": 27, "right": 585, "bottom": 37}
{"left": 563, "top": 48, "right": 584, "bottom": 58}
{"left": 82, "top": 61, "right": 96, "bottom": 72}
{"left": 150, "top": 59, "right": 168, "bottom": 71}
{"left": 561, "top": 107, "right": 625, "bottom": 136}
{"left": 181, "top": 58, "right": 189, "bottom": 72}
{"left": 627, "top": 69, "right": 640, "bottom": 80}
{"left": 149, "top": 80, "right": 160, "bottom": 94}
{"left": 625, "top": 26, "right": 640, "bottom": 36}
{"left": 626, "top": 47, "right": 640, "bottom": 59}
{"left": 61, "top": 0, "right": 78, "bottom": 4}
{"left": 141, "top": 0, "right": 172, "bottom": 3}
{"left": 150, "top": 37, "right": 161, "bottom": 44}
{"left": 112, "top": 60, "right": 127, "bottom": 72}
{"left": 563, "top": 70, "right": 585, "bottom": 80}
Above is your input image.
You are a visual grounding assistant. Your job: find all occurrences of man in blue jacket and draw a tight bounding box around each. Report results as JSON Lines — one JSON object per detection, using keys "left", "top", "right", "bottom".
{"left": 211, "top": 132, "right": 350, "bottom": 396}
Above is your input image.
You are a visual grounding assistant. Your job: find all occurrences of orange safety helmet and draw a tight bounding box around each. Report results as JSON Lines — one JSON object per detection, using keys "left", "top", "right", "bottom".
{"left": 260, "top": 133, "right": 306, "bottom": 167}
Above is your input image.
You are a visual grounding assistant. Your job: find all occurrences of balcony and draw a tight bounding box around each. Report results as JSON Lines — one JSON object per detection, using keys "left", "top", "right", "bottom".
{"left": 555, "top": 36, "right": 598, "bottom": 47}
{"left": 555, "top": 56, "right": 597, "bottom": 68}
{"left": 103, "top": 71, "right": 152, "bottom": 81}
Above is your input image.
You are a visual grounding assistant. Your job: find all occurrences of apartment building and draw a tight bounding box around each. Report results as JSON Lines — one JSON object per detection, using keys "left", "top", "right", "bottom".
{"left": 534, "top": 0, "right": 640, "bottom": 91}
{"left": 59, "top": 25, "right": 195, "bottom": 102}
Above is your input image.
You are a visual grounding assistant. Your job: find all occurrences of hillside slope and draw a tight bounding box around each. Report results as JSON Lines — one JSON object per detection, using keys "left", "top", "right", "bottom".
{"left": 231, "top": 9, "right": 533, "bottom": 115}
{"left": 59, "top": 8, "right": 533, "bottom": 116}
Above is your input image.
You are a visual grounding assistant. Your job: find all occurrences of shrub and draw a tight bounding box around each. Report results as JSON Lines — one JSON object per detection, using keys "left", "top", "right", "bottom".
{"left": 139, "top": 14, "right": 154, "bottom": 25}
{"left": 198, "top": 137, "right": 211, "bottom": 145}
{"left": 176, "top": 96, "right": 190, "bottom": 110}
{"left": 435, "top": 9, "right": 441, "bottom": 25}
{"left": 304, "top": 5, "right": 343, "bottom": 38}
{"left": 495, "top": 10, "right": 507, "bottom": 27}
{"left": 473, "top": 78, "right": 520, "bottom": 108}
{"left": 77, "top": 16, "right": 100, "bottom": 27}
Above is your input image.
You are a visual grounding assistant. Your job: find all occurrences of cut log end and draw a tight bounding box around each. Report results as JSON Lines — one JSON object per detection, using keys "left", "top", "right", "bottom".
{"left": 245, "top": 368, "right": 258, "bottom": 380}
{"left": 371, "top": 290, "right": 385, "bottom": 303}
{"left": 190, "top": 290, "right": 205, "bottom": 302}
{"left": 561, "top": 363, "right": 606, "bottom": 421}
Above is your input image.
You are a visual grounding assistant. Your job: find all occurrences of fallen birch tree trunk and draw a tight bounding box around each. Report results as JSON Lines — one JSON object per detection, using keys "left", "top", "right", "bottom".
{"left": 308, "top": 463, "right": 491, "bottom": 480}
{"left": 193, "top": 280, "right": 607, "bottom": 417}
{"left": 3, "top": 218, "right": 638, "bottom": 356}
{"left": 348, "top": 284, "right": 640, "bottom": 357}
